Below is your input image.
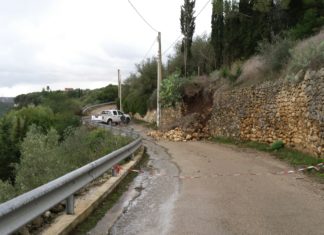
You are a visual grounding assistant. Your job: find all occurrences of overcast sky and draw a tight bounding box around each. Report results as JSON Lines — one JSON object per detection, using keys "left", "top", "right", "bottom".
{"left": 0, "top": 0, "right": 212, "bottom": 97}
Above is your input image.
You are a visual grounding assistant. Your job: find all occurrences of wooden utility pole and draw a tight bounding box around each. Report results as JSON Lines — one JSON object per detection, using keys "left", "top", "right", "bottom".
{"left": 118, "top": 69, "right": 122, "bottom": 111}
{"left": 157, "top": 32, "right": 162, "bottom": 128}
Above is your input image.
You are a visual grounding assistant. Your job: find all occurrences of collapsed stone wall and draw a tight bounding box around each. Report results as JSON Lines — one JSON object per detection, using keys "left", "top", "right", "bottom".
{"left": 208, "top": 69, "right": 324, "bottom": 157}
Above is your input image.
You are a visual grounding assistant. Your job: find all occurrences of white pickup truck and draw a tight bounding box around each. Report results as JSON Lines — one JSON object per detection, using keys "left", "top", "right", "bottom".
{"left": 91, "top": 109, "right": 131, "bottom": 125}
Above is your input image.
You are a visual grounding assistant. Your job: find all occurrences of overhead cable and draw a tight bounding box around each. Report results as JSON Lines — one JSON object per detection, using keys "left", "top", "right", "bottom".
{"left": 128, "top": 0, "right": 159, "bottom": 33}
{"left": 196, "top": 0, "right": 211, "bottom": 18}
{"left": 162, "top": 0, "right": 212, "bottom": 56}
{"left": 142, "top": 37, "right": 158, "bottom": 62}
{"left": 162, "top": 34, "right": 182, "bottom": 56}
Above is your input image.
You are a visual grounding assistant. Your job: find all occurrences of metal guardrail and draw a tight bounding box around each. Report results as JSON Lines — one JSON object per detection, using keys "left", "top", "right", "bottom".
{"left": 0, "top": 123, "right": 141, "bottom": 235}
{"left": 82, "top": 102, "right": 116, "bottom": 115}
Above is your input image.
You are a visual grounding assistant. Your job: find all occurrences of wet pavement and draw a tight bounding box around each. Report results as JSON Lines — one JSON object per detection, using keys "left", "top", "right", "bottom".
{"left": 88, "top": 124, "right": 324, "bottom": 235}
{"left": 109, "top": 139, "right": 180, "bottom": 235}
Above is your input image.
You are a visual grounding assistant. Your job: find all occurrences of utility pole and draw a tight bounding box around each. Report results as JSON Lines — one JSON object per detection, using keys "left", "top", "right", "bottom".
{"left": 157, "top": 32, "right": 162, "bottom": 128}
{"left": 118, "top": 69, "right": 122, "bottom": 111}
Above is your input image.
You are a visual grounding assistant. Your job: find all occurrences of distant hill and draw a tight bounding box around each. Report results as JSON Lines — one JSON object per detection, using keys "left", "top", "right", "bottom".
{"left": 0, "top": 97, "right": 14, "bottom": 116}
{"left": 0, "top": 97, "right": 13, "bottom": 103}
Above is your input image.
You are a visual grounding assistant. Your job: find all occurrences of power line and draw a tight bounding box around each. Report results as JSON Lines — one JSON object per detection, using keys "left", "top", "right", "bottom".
{"left": 128, "top": 0, "right": 159, "bottom": 33}
{"left": 142, "top": 37, "right": 158, "bottom": 62}
{"left": 196, "top": 0, "right": 211, "bottom": 18}
{"left": 162, "top": 34, "right": 182, "bottom": 55}
{"left": 162, "top": 0, "right": 212, "bottom": 56}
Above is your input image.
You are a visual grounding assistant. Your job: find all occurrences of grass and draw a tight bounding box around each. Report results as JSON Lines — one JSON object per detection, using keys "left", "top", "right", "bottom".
{"left": 211, "top": 136, "right": 324, "bottom": 180}
{"left": 70, "top": 148, "right": 150, "bottom": 235}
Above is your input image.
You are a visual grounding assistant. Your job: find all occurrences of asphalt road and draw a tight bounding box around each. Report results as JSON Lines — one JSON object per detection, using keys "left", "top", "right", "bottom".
{"left": 94, "top": 124, "right": 324, "bottom": 235}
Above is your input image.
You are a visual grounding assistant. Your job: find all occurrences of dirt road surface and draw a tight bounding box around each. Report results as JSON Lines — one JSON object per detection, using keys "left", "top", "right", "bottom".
{"left": 93, "top": 124, "right": 324, "bottom": 235}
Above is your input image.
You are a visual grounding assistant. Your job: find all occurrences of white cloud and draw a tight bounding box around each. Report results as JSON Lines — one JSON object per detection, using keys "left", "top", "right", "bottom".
{"left": 0, "top": 0, "right": 211, "bottom": 97}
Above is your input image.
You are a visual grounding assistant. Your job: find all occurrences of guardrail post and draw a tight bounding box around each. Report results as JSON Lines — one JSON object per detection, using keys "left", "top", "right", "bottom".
{"left": 111, "top": 167, "right": 117, "bottom": 177}
{"left": 130, "top": 128, "right": 134, "bottom": 136}
{"left": 66, "top": 195, "right": 75, "bottom": 215}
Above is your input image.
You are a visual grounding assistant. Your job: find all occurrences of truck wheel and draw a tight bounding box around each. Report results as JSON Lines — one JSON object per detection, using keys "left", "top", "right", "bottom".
{"left": 120, "top": 115, "right": 126, "bottom": 123}
{"left": 125, "top": 117, "right": 130, "bottom": 124}
{"left": 107, "top": 119, "right": 112, "bottom": 125}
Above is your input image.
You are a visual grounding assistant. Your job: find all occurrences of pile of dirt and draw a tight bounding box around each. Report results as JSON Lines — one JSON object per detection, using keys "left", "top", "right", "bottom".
{"left": 182, "top": 77, "right": 213, "bottom": 115}
{"left": 163, "top": 77, "right": 214, "bottom": 136}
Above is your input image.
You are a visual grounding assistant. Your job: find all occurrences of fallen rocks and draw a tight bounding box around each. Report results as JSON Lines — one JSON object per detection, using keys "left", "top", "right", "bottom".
{"left": 147, "top": 127, "right": 209, "bottom": 142}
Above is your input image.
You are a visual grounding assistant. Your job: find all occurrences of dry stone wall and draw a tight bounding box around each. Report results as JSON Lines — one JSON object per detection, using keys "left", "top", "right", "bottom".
{"left": 160, "top": 105, "right": 183, "bottom": 130}
{"left": 133, "top": 110, "right": 157, "bottom": 123}
{"left": 208, "top": 69, "right": 324, "bottom": 157}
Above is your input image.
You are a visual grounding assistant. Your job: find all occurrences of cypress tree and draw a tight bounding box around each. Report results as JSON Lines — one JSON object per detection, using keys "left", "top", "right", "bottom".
{"left": 180, "top": 0, "right": 196, "bottom": 77}
{"left": 211, "top": 0, "right": 224, "bottom": 69}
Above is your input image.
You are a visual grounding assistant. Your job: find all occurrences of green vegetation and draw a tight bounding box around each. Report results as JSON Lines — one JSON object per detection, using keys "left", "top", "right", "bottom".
{"left": 218, "top": 61, "right": 243, "bottom": 82}
{"left": 0, "top": 84, "right": 120, "bottom": 203}
{"left": 0, "top": 93, "right": 81, "bottom": 183}
{"left": 257, "top": 36, "right": 296, "bottom": 73}
{"left": 78, "top": 84, "right": 118, "bottom": 106}
{"left": 119, "top": 1, "right": 323, "bottom": 114}
{"left": 71, "top": 149, "right": 149, "bottom": 235}
{"left": 160, "top": 72, "right": 183, "bottom": 108}
{"left": 211, "top": 0, "right": 224, "bottom": 68}
{"left": 122, "top": 58, "right": 159, "bottom": 116}
{"left": 0, "top": 126, "right": 131, "bottom": 203}
{"left": 288, "top": 40, "right": 324, "bottom": 75}
{"left": 180, "top": 0, "right": 196, "bottom": 77}
{"left": 269, "top": 140, "right": 284, "bottom": 151}
{"left": 211, "top": 136, "right": 324, "bottom": 180}
{"left": 211, "top": 0, "right": 324, "bottom": 69}
{"left": 167, "top": 34, "right": 216, "bottom": 77}
{"left": 15, "top": 85, "right": 118, "bottom": 109}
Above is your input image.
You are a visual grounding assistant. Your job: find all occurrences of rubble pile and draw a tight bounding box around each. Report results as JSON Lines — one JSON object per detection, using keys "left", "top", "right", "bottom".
{"left": 147, "top": 126, "right": 210, "bottom": 142}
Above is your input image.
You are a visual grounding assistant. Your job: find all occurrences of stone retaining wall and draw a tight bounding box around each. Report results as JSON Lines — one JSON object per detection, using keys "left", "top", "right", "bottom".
{"left": 208, "top": 69, "right": 324, "bottom": 157}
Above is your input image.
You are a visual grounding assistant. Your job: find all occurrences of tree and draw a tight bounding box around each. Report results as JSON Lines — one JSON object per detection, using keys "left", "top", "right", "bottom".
{"left": 167, "top": 34, "right": 216, "bottom": 76}
{"left": 122, "top": 58, "right": 160, "bottom": 115}
{"left": 288, "top": 0, "right": 324, "bottom": 39}
{"left": 180, "top": 0, "right": 196, "bottom": 77}
{"left": 96, "top": 85, "right": 118, "bottom": 103}
{"left": 211, "top": 0, "right": 224, "bottom": 69}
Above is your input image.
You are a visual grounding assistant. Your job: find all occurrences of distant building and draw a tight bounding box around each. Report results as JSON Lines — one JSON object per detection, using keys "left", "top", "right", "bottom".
{"left": 64, "top": 88, "right": 74, "bottom": 92}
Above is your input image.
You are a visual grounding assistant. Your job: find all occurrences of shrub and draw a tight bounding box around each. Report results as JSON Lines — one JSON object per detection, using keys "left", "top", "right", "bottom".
{"left": 288, "top": 41, "right": 324, "bottom": 75}
{"left": 290, "top": 8, "right": 324, "bottom": 40}
{"left": 257, "top": 36, "right": 296, "bottom": 73}
{"left": 220, "top": 67, "right": 230, "bottom": 78}
{"left": 0, "top": 180, "right": 16, "bottom": 203}
{"left": 269, "top": 140, "right": 284, "bottom": 151}
{"left": 14, "top": 126, "right": 61, "bottom": 192}
{"left": 219, "top": 62, "right": 242, "bottom": 82}
{"left": 229, "top": 61, "right": 243, "bottom": 82}
{"left": 160, "top": 72, "right": 183, "bottom": 108}
{"left": 122, "top": 58, "right": 158, "bottom": 115}
{"left": 0, "top": 125, "right": 131, "bottom": 202}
